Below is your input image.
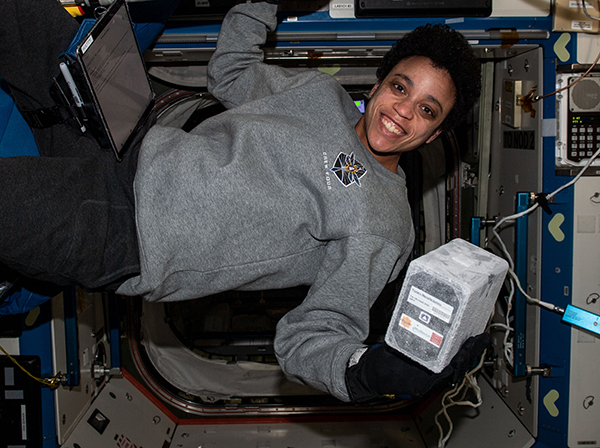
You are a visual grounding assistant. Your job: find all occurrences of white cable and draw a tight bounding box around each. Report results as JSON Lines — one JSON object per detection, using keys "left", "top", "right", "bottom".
{"left": 548, "top": 146, "right": 600, "bottom": 199}
{"left": 507, "top": 268, "right": 559, "bottom": 311}
{"left": 435, "top": 351, "right": 486, "bottom": 448}
{"left": 582, "top": 0, "right": 600, "bottom": 21}
{"left": 502, "top": 276, "right": 515, "bottom": 367}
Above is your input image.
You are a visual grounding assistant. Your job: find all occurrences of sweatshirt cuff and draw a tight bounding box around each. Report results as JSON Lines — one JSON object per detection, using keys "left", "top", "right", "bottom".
{"left": 347, "top": 346, "right": 368, "bottom": 368}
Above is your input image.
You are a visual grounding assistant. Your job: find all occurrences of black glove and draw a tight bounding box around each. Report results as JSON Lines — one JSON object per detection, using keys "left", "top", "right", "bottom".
{"left": 345, "top": 333, "right": 490, "bottom": 404}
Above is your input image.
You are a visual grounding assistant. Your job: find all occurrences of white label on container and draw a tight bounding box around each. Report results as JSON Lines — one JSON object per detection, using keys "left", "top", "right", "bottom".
{"left": 331, "top": 2, "right": 353, "bottom": 9}
{"left": 569, "top": 1, "right": 593, "bottom": 8}
{"left": 407, "top": 286, "right": 454, "bottom": 323}
{"left": 399, "top": 313, "right": 444, "bottom": 348}
{"left": 572, "top": 20, "right": 593, "bottom": 30}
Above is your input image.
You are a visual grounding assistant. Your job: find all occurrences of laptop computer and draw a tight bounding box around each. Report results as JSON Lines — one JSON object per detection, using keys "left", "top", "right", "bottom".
{"left": 60, "top": 0, "right": 155, "bottom": 160}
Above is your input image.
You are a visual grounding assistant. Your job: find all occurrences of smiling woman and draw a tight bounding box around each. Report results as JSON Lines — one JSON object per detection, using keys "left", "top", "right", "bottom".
{"left": 354, "top": 55, "right": 456, "bottom": 171}
{"left": 376, "top": 23, "right": 482, "bottom": 133}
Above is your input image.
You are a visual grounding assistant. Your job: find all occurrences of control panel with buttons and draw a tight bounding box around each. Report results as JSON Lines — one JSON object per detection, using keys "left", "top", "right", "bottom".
{"left": 556, "top": 71, "right": 600, "bottom": 168}
{"left": 568, "top": 116, "right": 600, "bottom": 163}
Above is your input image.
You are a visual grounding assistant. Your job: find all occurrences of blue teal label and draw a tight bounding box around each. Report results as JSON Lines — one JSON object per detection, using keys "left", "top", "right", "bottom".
{"left": 562, "top": 304, "right": 600, "bottom": 336}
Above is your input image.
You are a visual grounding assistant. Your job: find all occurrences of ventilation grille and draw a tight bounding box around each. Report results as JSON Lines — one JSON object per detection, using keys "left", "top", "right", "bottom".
{"left": 569, "top": 76, "right": 600, "bottom": 113}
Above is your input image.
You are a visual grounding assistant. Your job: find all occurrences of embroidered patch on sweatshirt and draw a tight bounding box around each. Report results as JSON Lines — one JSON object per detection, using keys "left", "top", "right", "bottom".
{"left": 330, "top": 152, "right": 367, "bottom": 187}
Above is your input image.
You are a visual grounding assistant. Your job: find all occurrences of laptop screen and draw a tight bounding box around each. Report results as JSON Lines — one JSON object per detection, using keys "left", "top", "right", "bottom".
{"left": 78, "top": 1, "right": 153, "bottom": 155}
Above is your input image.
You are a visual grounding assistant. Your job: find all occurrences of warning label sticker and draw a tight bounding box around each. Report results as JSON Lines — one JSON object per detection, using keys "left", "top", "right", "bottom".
{"left": 407, "top": 286, "right": 454, "bottom": 324}
{"left": 399, "top": 313, "right": 444, "bottom": 348}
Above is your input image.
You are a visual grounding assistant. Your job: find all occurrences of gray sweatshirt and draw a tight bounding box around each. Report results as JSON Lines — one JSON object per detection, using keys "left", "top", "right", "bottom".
{"left": 117, "top": 2, "right": 414, "bottom": 401}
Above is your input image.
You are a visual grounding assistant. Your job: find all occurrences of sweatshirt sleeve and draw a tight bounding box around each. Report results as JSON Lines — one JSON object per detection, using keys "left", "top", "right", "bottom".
{"left": 207, "top": 2, "right": 323, "bottom": 109}
{"left": 273, "top": 236, "right": 407, "bottom": 402}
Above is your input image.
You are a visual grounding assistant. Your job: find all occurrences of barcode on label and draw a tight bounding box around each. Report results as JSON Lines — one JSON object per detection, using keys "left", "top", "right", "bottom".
{"left": 432, "top": 306, "right": 451, "bottom": 322}
{"left": 407, "top": 286, "right": 454, "bottom": 324}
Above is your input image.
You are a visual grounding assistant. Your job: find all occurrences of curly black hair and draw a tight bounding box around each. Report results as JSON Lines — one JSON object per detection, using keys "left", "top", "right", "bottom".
{"left": 376, "top": 24, "right": 481, "bottom": 132}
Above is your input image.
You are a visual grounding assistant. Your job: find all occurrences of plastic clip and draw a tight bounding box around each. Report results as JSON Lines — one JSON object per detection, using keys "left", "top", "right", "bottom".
{"left": 534, "top": 192, "right": 552, "bottom": 215}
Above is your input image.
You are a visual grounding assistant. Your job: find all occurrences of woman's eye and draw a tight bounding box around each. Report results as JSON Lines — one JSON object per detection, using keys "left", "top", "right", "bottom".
{"left": 394, "top": 84, "right": 405, "bottom": 93}
{"left": 422, "top": 106, "right": 434, "bottom": 116}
